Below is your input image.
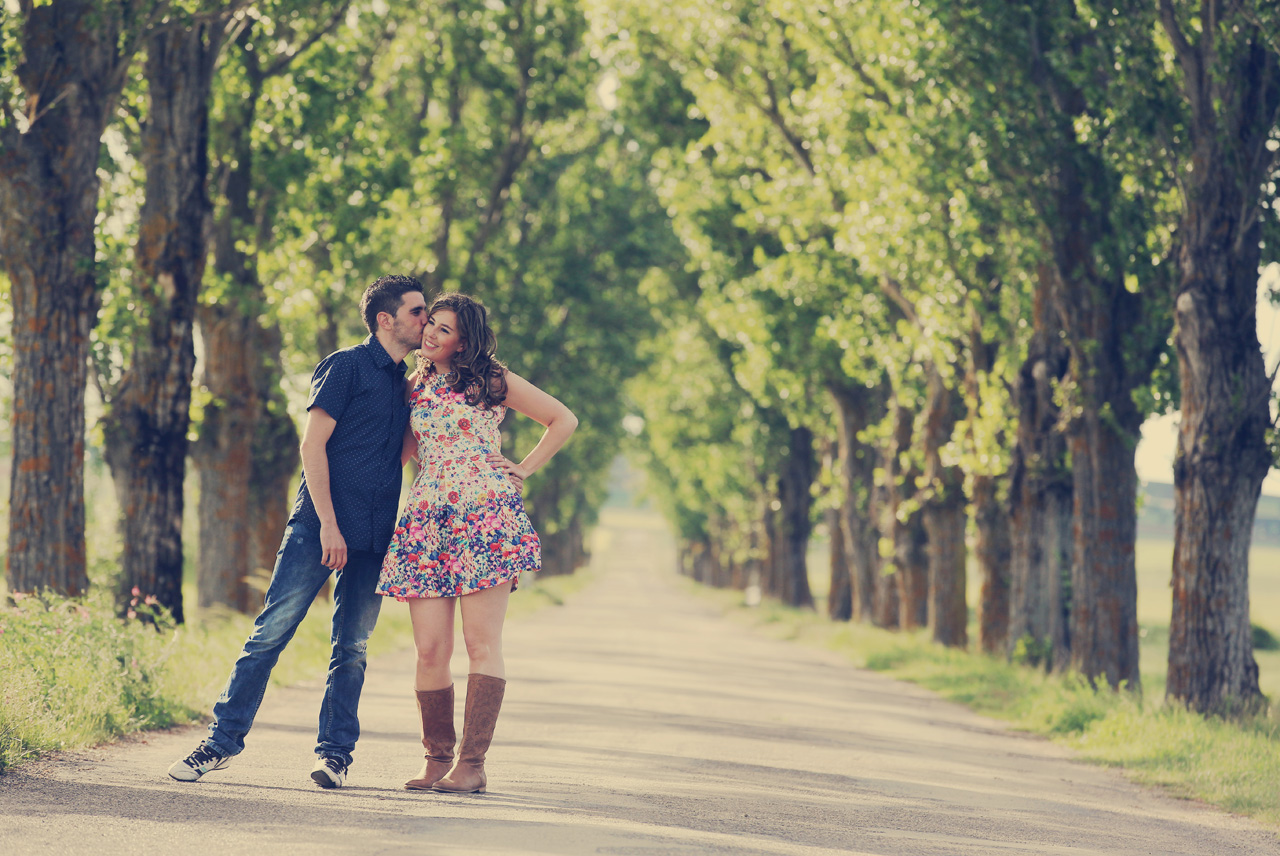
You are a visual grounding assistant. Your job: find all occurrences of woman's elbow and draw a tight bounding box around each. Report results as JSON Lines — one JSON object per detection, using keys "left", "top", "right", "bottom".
{"left": 561, "top": 409, "right": 579, "bottom": 435}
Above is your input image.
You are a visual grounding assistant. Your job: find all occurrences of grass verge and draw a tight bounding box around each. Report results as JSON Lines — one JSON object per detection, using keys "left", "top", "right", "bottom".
{"left": 694, "top": 583, "right": 1280, "bottom": 831}
{"left": 0, "top": 568, "right": 589, "bottom": 775}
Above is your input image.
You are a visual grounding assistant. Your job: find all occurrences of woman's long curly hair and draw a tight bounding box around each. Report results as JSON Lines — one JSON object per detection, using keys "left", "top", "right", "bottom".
{"left": 415, "top": 292, "right": 508, "bottom": 409}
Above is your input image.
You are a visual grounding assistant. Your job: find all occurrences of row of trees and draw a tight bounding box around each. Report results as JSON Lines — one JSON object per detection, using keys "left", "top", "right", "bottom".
{"left": 611, "top": 0, "right": 1280, "bottom": 716}
{"left": 1, "top": 1, "right": 668, "bottom": 619}
{"left": 2, "top": 0, "right": 1277, "bottom": 718}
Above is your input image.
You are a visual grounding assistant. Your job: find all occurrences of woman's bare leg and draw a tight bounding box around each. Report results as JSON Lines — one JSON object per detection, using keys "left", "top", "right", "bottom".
{"left": 408, "top": 597, "right": 457, "bottom": 691}
{"left": 458, "top": 582, "right": 512, "bottom": 678}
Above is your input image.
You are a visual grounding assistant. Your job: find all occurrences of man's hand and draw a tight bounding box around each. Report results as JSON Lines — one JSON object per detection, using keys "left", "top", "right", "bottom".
{"left": 486, "top": 452, "right": 527, "bottom": 491}
{"left": 320, "top": 521, "right": 348, "bottom": 571}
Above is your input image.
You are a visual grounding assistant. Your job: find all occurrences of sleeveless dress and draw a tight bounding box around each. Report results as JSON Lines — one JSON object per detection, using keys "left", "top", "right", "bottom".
{"left": 376, "top": 371, "right": 541, "bottom": 600}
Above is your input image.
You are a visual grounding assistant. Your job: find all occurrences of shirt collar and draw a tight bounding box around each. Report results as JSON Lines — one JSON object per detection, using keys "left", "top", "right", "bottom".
{"left": 362, "top": 335, "right": 407, "bottom": 374}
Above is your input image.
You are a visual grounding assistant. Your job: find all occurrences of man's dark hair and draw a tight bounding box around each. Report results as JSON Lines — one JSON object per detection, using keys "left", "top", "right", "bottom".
{"left": 360, "top": 274, "right": 424, "bottom": 334}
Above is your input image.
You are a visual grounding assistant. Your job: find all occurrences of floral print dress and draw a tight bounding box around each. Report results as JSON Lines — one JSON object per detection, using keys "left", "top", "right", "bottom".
{"left": 377, "top": 372, "right": 541, "bottom": 599}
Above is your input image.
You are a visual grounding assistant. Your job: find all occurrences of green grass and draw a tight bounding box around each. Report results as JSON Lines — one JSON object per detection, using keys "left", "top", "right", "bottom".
{"left": 805, "top": 533, "right": 1280, "bottom": 699}
{"left": 700, "top": 550, "right": 1280, "bottom": 831}
{"left": 0, "top": 567, "right": 590, "bottom": 774}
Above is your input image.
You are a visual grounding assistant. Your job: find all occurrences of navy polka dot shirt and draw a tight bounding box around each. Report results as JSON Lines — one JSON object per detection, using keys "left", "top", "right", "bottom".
{"left": 289, "top": 335, "right": 411, "bottom": 553}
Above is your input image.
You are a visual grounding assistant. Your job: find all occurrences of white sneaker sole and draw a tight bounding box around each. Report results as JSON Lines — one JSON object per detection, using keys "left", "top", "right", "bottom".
{"left": 310, "top": 765, "right": 346, "bottom": 789}
{"left": 168, "top": 756, "right": 229, "bottom": 782}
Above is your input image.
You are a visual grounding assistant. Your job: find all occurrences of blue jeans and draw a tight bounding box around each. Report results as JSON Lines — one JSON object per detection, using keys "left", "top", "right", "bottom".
{"left": 205, "top": 519, "right": 384, "bottom": 768}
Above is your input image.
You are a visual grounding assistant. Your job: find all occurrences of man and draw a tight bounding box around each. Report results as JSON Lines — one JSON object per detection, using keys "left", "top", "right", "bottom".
{"left": 169, "top": 274, "right": 428, "bottom": 788}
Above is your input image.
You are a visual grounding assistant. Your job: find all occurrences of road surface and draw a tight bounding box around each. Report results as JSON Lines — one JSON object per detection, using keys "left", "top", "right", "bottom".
{"left": 1, "top": 510, "right": 1276, "bottom": 855}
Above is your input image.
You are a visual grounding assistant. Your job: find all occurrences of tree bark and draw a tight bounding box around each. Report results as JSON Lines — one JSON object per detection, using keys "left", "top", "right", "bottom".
{"left": 829, "top": 381, "right": 883, "bottom": 623}
{"left": 1049, "top": 150, "right": 1145, "bottom": 690}
{"left": 1066, "top": 408, "right": 1141, "bottom": 688}
{"left": 962, "top": 257, "right": 1011, "bottom": 655}
{"left": 100, "top": 20, "right": 220, "bottom": 622}
{"left": 1162, "top": 10, "right": 1277, "bottom": 715}
{"left": 0, "top": 2, "right": 136, "bottom": 595}
{"left": 248, "top": 321, "right": 301, "bottom": 592}
{"left": 1007, "top": 271, "right": 1073, "bottom": 669}
{"left": 921, "top": 368, "right": 967, "bottom": 648}
{"left": 987, "top": 0, "right": 1163, "bottom": 690}
{"left": 885, "top": 399, "right": 924, "bottom": 630}
{"left": 972, "top": 473, "right": 1010, "bottom": 655}
{"left": 194, "top": 38, "right": 265, "bottom": 613}
{"left": 194, "top": 304, "right": 258, "bottom": 611}
{"left": 762, "top": 425, "right": 816, "bottom": 608}
{"left": 826, "top": 505, "right": 852, "bottom": 621}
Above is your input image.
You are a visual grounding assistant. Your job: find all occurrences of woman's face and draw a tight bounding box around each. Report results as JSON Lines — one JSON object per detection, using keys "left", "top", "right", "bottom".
{"left": 421, "top": 308, "right": 465, "bottom": 365}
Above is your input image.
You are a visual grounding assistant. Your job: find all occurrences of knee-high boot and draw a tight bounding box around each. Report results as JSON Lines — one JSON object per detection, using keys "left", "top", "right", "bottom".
{"left": 404, "top": 685, "right": 455, "bottom": 790}
{"left": 433, "top": 674, "right": 505, "bottom": 794}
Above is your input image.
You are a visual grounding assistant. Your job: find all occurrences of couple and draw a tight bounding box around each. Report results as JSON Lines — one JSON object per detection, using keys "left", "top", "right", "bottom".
{"left": 168, "top": 275, "right": 577, "bottom": 793}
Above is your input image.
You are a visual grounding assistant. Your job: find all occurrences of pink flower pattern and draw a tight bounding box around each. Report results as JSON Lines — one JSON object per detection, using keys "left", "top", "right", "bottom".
{"left": 377, "top": 374, "right": 541, "bottom": 600}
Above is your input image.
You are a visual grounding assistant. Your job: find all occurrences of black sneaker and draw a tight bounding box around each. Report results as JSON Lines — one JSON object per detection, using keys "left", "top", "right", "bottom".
{"left": 168, "top": 743, "right": 229, "bottom": 782}
{"left": 310, "top": 755, "right": 347, "bottom": 789}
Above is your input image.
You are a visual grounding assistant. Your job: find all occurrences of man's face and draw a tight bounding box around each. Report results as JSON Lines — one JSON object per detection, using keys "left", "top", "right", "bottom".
{"left": 387, "top": 291, "right": 428, "bottom": 350}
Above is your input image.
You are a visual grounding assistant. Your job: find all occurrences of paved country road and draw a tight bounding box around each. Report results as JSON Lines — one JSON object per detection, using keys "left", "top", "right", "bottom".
{"left": 2, "top": 511, "right": 1277, "bottom": 856}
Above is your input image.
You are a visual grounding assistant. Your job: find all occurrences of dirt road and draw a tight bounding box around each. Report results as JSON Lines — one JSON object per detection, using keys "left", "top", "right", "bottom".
{"left": 2, "top": 510, "right": 1276, "bottom": 855}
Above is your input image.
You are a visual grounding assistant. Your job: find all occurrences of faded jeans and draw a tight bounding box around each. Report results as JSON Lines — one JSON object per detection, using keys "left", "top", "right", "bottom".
{"left": 204, "top": 518, "right": 384, "bottom": 768}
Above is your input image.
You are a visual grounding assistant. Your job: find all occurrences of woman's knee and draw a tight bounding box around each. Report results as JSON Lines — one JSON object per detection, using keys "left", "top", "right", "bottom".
{"left": 415, "top": 637, "right": 453, "bottom": 669}
{"left": 462, "top": 634, "right": 502, "bottom": 664}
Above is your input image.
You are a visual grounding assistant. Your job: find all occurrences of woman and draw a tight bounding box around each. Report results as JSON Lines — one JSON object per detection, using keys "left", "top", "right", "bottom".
{"left": 376, "top": 292, "right": 577, "bottom": 794}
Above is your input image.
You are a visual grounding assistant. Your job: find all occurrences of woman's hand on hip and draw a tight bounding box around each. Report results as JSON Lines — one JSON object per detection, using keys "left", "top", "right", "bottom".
{"left": 486, "top": 452, "right": 527, "bottom": 490}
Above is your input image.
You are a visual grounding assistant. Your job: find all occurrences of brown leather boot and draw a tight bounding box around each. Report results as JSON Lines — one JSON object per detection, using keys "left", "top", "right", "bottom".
{"left": 404, "top": 685, "right": 455, "bottom": 790}
{"left": 432, "top": 674, "right": 505, "bottom": 794}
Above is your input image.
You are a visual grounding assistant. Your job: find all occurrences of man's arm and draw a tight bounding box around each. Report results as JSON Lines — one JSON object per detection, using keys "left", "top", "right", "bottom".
{"left": 300, "top": 407, "right": 347, "bottom": 571}
{"left": 400, "top": 421, "right": 418, "bottom": 467}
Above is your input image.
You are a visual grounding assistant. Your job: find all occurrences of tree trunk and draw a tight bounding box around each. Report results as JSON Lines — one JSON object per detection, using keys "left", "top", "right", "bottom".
{"left": 922, "top": 369, "right": 967, "bottom": 648}
{"left": 529, "top": 473, "right": 569, "bottom": 576}
{"left": 829, "top": 381, "right": 882, "bottom": 623}
{"left": 973, "top": 474, "right": 1010, "bottom": 655}
{"left": 0, "top": 2, "right": 134, "bottom": 595}
{"left": 1162, "top": 19, "right": 1277, "bottom": 714}
{"left": 774, "top": 426, "right": 816, "bottom": 608}
{"left": 248, "top": 322, "right": 301, "bottom": 595}
{"left": 885, "top": 399, "right": 924, "bottom": 630}
{"left": 194, "top": 304, "right": 258, "bottom": 611}
{"left": 1008, "top": 267, "right": 1073, "bottom": 668}
{"left": 1067, "top": 410, "right": 1141, "bottom": 689}
{"left": 714, "top": 534, "right": 736, "bottom": 588}
{"left": 1050, "top": 153, "right": 1145, "bottom": 691}
{"left": 677, "top": 540, "right": 694, "bottom": 578}
{"left": 194, "top": 47, "right": 264, "bottom": 613}
{"left": 100, "top": 21, "right": 220, "bottom": 622}
{"left": 826, "top": 505, "right": 852, "bottom": 621}
{"left": 962, "top": 254, "right": 1010, "bottom": 655}
{"left": 821, "top": 437, "right": 851, "bottom": 618}
{"left": 754, "top": 466, "right": 776, "bottom": 599}
{"left": 876, "top": 568, "right": 901, "bottom": 632}
{"left": 315, "top": 279, "right": 342, "bottom": 360}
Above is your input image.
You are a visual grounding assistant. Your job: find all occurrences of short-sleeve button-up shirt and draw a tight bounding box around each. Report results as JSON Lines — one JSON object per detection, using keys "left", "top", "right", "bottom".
{"left": 290, "top": 335, "right": 411, "bottom": 553}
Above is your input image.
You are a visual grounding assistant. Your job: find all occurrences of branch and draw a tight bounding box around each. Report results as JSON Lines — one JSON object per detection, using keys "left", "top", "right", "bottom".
{"left": 1160, "top": 0, "right": 1207, "bottom": 123}
{"left": 109, "top": 1, "right": 176, "bottom": 99}
{"left": 802, "top": 4, "right": 894, "bottom": 109}
{"left": 262, "top": 0, "right": 353, "bottom": 79}
{"left": 879, "top": 276, "right": 919, "bottom": 327}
